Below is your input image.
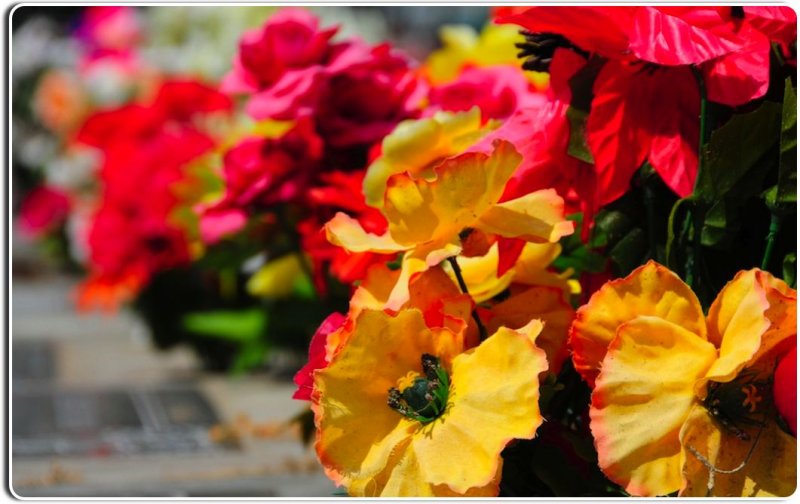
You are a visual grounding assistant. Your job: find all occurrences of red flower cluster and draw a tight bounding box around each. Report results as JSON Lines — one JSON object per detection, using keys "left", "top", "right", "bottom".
{"left": 76, "top": 80, "right": 232, "bottom": 307}
{"left": 494, "top": 6, "right": 796, "bottom": 226}
{"left": 225, "top": 8, "right": 424, "bottom": 148}
{"left": 205, "top": 9, "right": 425, "bottom": 286}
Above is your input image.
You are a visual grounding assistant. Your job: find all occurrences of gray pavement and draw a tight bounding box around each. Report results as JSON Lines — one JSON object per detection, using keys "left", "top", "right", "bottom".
{"left": 11, "top": 273, "right": 337, "bottom": 498}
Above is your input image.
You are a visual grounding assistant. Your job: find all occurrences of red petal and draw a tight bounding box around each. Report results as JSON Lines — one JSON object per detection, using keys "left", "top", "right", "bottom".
{"left": 292, "top": 312, "right": 347, "bottom": 401}
{"left": 647, "top": 67, "right": 700, "bottom": 197}
{"left": 744, "top": 6, "right": 797, "bottom": 47}
{"left": 497, "top": 237, "right": 527, "bottom": 277}
{"left": 586, "top": 61, "right": 650, "bottom": 205}
{"left": 702, "top": 24, "right": 771, "bottom": 106}
{"left": 629, "top": 7, "right": 743, "bottom": 65}
{"left": 774, "top": 346, "right": 797, "bottom": 436}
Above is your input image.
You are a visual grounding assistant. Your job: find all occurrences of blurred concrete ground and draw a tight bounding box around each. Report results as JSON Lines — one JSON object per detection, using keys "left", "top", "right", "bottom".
{"left": 11, "top": 260, "right": 335, "bottom": 497}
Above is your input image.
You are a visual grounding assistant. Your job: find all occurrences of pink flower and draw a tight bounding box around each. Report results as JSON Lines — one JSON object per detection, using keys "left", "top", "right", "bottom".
{"left": 75, "top": 6, "right": 142, "bottom": 53}
{"left": 428, "top": 65, "right": 546, "bottom": 121}
{"left": 18, "top": 186, "right": 72, "bottom": 237}
{"left": 222, "top": 8, "right": 339, "bottom": 94}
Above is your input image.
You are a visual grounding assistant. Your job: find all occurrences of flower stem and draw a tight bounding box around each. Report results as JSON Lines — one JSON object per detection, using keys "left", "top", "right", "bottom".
{"left": 761, "top": 213, "right": 782, "bottom": 270}
{"left": 684, "top": 67, "right": 710, "bottom": 289}
{"left": 447, "top": 256, "right": 488, "bottom": 342}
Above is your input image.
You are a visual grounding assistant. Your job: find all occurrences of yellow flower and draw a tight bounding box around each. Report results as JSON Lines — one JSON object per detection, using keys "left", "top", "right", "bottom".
{"left": 326, "top": 140, "right": 574, "bottom": 310}
{"left": 570, "top": 261, "right": 796, "bottom": 496}
{"left": 312, "top": 308, "right": 548, "bottom": 496}
{"left": 362, "top": 108, "right": 495, "bottom": 208}
{"left": 246, "top": 253, "right": 313, "bottom": 298}
{"left": 424, "top": 22, "right": 548, "bottom": 89}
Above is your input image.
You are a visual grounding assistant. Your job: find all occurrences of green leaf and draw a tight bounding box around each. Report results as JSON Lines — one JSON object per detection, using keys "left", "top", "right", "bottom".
{"left": 700, "top": 199, "right": 740, "bottom": 249}
{"left": 565, "top": 56, "right": 604, "bottom": 164}
{"left": 665, "top": 197, "right": 693, "bottom": 273}
{"left": 783, "top": 253, "right": 796, "bottom": 288}
{"left": 694, "top": 101, "right": 781, "bottom": 202}
{"left": 552, "top": 213, "right": 607, "bottom": 275}
{"left": 183, "top": 308, "right": 267, "bottom": 342}
{"left": 608, "top": 227, "right": 648, "bottom": 276}
{"left": 593, "top": 210, "right": 635, "bottom": 247}
{"left": 566, "top": 106, "right": 594, "bottom": 163}
{"left": 230, "top": 341, "right": 270, "bottom": 374}
{"left": 693, "top": 101, "right": 782, "bottom": 248}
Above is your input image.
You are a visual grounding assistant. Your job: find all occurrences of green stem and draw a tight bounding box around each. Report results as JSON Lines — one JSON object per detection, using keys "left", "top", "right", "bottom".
{"left": 685, "top": 67, "right": 710, "bottom": 288}
{"left": 761, "top": 213, "right": 782, "bottom": 271}
{"left": 643, "top": 178, "right": 658, "bottom": 260}
{"left": 447, "top": 256, "right": 488, "bottom": 342}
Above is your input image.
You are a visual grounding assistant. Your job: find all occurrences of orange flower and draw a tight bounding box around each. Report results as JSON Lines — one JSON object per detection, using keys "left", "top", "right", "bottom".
{"left": 33, "top": 70, "right": 88, "bottom": 134}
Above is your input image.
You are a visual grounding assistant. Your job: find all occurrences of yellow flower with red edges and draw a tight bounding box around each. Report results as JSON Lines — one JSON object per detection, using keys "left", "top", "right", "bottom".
{"left": 445, "top": 240, "right": 576, "bottom": 304}
{"left": 569, "top": 261, "right": 797, "bottom": 496}
{"left": 362, "top": 107, "right": 496, "bottom": 208}
{"left": 326, "top": 139, "right": 574, "bottom": 310}
{"left": 311, "top": 308, "right": 548, "bottom": 496}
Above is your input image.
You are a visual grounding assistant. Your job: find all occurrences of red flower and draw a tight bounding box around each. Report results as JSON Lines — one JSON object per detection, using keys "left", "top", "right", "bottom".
{"left": 198, "top": 118, "right": 324, "bottom": 244}
{"left": 427, "top": 65, "right": 546, "bottom": 121}
{"left": 774, "top": 346, "right": 797, "bottom": 436}
{"left": 292, "top": 312, "right": 347, "bottom": 400}
{"left": 301, "top": 170, "right": 394, "bottom": 290}
{"left": 225, "top": 8, "right": 366, "bottom": 121}
{"left": 76, "top": 80, "right": 231, "bottom": 307}
{"left": 498, "top": 6, "right": 795, "bottom": 201}
{"left": 18, "top": 186, "right": 72, "bottom": 237}
{"left": 313, "top": 44, "right": 425, "bottom": 147}
{"left": 230, "top": 10, "right": 424, "bottom": 148}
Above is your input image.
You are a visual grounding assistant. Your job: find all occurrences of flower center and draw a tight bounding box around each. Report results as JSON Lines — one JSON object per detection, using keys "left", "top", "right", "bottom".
{"left": 387, "top": 354, "right": 449, "bottom": 424}
{"left": 703, "top": 373, "right": 770, "bottom": 441}
{"left": 515, "top": 31, "right": 589, "bottom": 72}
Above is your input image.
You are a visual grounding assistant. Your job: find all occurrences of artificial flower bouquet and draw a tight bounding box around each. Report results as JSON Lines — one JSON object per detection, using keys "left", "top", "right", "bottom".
{"left": 13, "top": 5, "right": 797, "bottom": 496}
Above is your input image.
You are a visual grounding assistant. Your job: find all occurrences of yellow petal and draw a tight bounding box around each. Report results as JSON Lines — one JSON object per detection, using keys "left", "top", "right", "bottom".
{"left": 382, "top": 140, "right": 521, "bottom": 248}
{"left": 514, "top": 242, "right": 562, "bottom": 280}
{"left": 363, "top": 108, "right": 493, "bottom": 207}
{"left": 679, "top": 404, "right": 797, "bottom": 496}
{"left": 411, "top": 320, "right": 547, "bottom": 494}
{"left": 313, "top": 309, "right": 463, "bottom": 490}
{"left": 384, "top": 255, "right": 430, "bottom": 312}
{"left": 590, "top": 316, "right": 717, "bottom": 497}
{"left": 701, "top": 270, "right": 771, "bottom": 390}
{"left": 487, "top": 286, "right": 575, "bottom": 375}
{"left": 362, "top": 441, "right": 502, "bottom": 497}
{"left": 444, "top": 244, "right": 515, "bottom": 303}
{"left": 570, "top": 261, "right": 707, "bottom": 386}
{"left": 476, "top": 188, "right": 574, "bottom": 243}
{"left": 748, "top": 270, "right": 797, "bottom": 368}
{"left": 349, "top": 263, "right": 402, "bottom": 313}
{"left": 325, "top": 212, "right": 408, "bottom": 253}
